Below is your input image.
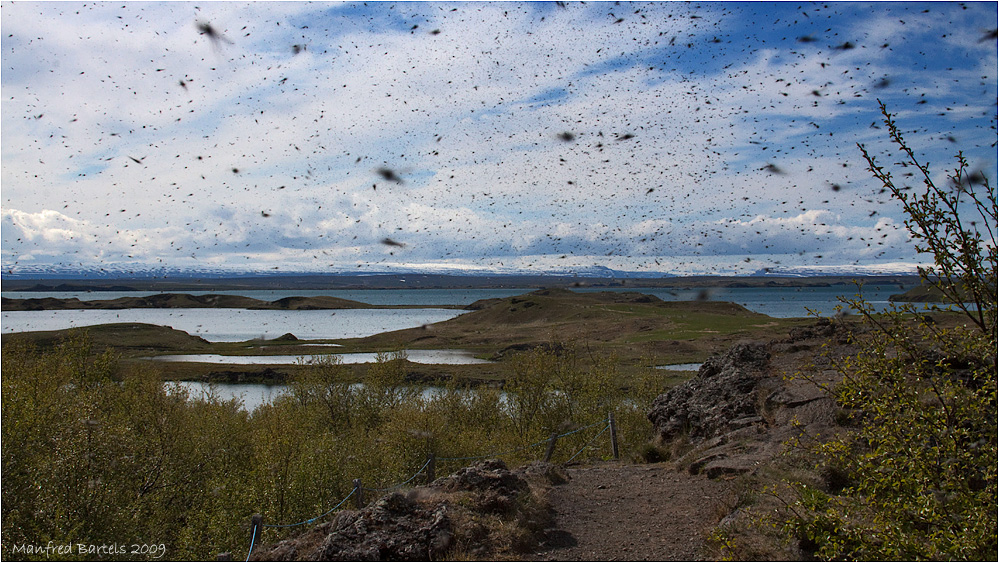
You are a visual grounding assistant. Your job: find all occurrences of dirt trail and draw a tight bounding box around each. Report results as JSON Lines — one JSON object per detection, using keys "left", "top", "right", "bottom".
{"left": 529, "top": 462, "right": 735, "bottom": 562}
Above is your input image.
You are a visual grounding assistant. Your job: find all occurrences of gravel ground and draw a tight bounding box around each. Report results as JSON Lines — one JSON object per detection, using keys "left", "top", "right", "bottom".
{"left": 528, "top": 462, "right": 736, "bottom": 561}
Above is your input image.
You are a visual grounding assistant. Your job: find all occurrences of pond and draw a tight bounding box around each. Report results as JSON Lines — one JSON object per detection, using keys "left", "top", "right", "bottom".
{"left": 150, "top": 349, "right": 491, "bottom": 365}
{"left": 655, "top": 363, "right": 703, "bottom": 371}
{"left": 167, "top": 380, "right": 506, "bottom": 412}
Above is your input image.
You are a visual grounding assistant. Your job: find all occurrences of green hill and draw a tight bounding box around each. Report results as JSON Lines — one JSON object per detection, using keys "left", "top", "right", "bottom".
{"left": 344, "top": 288, "right": 808, "bottom": 364}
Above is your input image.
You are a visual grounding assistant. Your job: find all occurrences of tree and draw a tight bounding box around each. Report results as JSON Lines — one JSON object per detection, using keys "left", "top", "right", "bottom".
{"left": 861, "top": 100, "right": 997, "bottom": 338}
{"left": 777, "top": 102, "right": 997, "bottom": 560}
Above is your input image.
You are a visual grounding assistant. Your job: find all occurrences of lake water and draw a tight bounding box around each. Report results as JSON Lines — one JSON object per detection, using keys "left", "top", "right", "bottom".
{"left": 168, "top": 381, "right": 500, "bottom": 412}
{"left": 151, "top": 349, "right": 491, "bottom": 365}
{"left": 168, "top": 381, "right": 291, "bottom": 412}
{"left": 1, "top": 284, "right": 916, "bottom": 339}
{"left": 0, "top": 308, "right": 466, "bottom": 341}
{"left": 655, "top": 363, "right": 703, "bottom": 371}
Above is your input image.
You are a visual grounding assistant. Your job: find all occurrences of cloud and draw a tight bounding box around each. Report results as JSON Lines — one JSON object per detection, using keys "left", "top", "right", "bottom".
{"left": 2, "top": 2, "right": 995, "bottom": 276}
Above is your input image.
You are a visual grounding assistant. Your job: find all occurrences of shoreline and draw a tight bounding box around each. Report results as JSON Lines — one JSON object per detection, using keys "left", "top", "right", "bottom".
{"left": 1, "top": 293, "right": 470, "bottom": 312}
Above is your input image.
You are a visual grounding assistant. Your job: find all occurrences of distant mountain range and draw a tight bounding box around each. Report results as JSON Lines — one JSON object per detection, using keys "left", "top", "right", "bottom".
{"left": 3, "top": 264, "right": 659, "bottom": 281}
{"left": 750, "top": 263, "right": 924, "bottom": 277}
{"left": 2, "top": 262, "right": 920, "bottom": 281}
{"left": 1, "top": 263, "right": 922, "bottom": 292}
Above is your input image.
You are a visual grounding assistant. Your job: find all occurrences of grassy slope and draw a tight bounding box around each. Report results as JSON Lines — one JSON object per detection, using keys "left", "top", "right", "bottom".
{"left": 339, "top": 288, "right": 811, "bottom": 365}
{"left": 2, "top": 289, "right": 813, "bottom": 383}
{"left": 3, "top": 323, "right": 213, "bottom": 353}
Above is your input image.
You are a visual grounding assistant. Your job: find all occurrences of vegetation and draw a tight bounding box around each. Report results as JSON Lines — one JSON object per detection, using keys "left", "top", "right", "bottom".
{"left": 769, "top": 102, "right": 997, "bottom": 560}
{"left": 7, "top": 289, "right": 814, "bottom": 388}
{"left": 1, "top": 329, "right": 669, "bottom": 561}
{"left": 1, "top": 333, "right": 255, "bottom": 560}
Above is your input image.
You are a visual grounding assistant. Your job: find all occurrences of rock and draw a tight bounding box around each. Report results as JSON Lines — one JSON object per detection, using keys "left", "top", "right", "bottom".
{"left": 517, "top": 461, "right": 570, "bottom": 486}
{"left": 251, "top": 459, "right": 556, "bottom": 561}
{"left": 647, "top": 324, "right": 852, "bottom": 477}
{"left": 311, "top": 493, "right": 453, "bottom": 561}
{"left": 432, "top": 459, "right": 530, "bottom": 515}
{"left": 647, "top": 342, "right": 772, "bottom": 443}
{"left": 433, "top": 459, "right": 525, "bottom": 491}
{"left": 786, "top": 318, "right": 836, "bottom": 341}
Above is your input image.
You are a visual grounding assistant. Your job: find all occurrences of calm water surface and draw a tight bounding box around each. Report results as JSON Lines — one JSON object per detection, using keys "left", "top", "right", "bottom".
{"left": 169, "top": 381, "right": 499, "bottom": 412}
{"left": 655, "top": 363, "right": 703, "bottom": 371}
{"left": 2, "top": 284, "right": 918, "bottom": 339}
{"left": 3, "top": 284, "right": 915, "bottom": 315}
{"left": 1, "top": 308, "right": 466, "bottom": 341}
{"left": 151, "top": 349, "right": 490, "bottom": 365}
{"left": 574, "top": 285, "right": 911, "bottom": 318}
{"left": 167, "top": 381, "right": 290, "bottom": 412}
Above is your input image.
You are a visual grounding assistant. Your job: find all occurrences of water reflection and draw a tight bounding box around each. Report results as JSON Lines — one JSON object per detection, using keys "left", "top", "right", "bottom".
{"left": 168, "top": 381, "right": 290, "bottom": 412}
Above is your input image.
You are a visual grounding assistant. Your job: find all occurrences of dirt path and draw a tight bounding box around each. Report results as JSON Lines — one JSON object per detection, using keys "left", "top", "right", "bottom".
{"left": 529, "top": 462, "right": 736, "bottom": 561}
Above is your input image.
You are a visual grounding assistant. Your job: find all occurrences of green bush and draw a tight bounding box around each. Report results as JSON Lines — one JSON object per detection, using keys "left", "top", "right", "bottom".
{"left": 1, "top": 332, "right": 255, "bottom": 560}
{"left": 774, "top": 102, "right": 997, "bottom": 560}
{"left": 2, "top": 331, "right": 660, "bottom": 560}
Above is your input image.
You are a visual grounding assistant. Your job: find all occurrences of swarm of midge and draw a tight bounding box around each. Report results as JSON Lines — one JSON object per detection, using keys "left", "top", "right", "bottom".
{"left": 195, "top": 20, "right": 233, "bottom": 46}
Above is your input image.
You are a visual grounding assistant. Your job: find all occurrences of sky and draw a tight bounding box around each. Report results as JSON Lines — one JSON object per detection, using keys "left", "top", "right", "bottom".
{"left": 2, "top": 1, "right": 997, "bottom": 277}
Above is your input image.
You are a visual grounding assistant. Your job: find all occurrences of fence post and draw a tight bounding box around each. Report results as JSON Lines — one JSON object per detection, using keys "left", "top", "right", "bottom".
{"left": 352, "top": 479, "right": 365, "bottom": 509}
{"left": 249, "top": 514, "right": 262, "bottom": 553}
{"left": 608, "top": 412, "right": 619, "bottom": 460}
{"left": 426, "top": 453, "right": 436, "bottom": 484}
{"left": 543, "top": 431, "right": 559, "bottom": 463}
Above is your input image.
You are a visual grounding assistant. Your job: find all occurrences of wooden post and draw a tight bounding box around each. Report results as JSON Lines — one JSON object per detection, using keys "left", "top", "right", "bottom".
{"left": 352, "top": 479, "right": 364, "bottom": 509}
{"left": 217, "top": 552, "right": 232, "bottom": 561}
{"left": 250, "top": 514, "right": 262, "bottom": 549}
{"left": 426, "top": 453, "right": 436, "bottom": 484}
{"left": 608, "top": 412, "right": 619, "bottom": 460}
{"left": 543, "top": 431, "right": 559, "bottom": 463}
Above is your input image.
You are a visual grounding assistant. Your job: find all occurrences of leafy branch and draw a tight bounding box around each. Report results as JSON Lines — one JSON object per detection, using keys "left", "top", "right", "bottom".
{"left": 857, "top": 100, "right": 997, "bottom": 338}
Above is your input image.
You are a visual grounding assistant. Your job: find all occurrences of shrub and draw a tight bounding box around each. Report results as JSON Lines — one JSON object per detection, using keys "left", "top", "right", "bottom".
{"left": 1, "top": 331, "right": 255, "bottom": 560}
{"left": 2, "top": 332, "right": 650, "bottom": 559}
{"left": 774, "top": 102, "right": 997, "bottom": 560}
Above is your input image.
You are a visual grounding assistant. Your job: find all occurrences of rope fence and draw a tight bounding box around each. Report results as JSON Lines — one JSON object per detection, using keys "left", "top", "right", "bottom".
{"left": 262, "top": 486, "right": 359, "bottom": 529}
{"left": 363, "top": 456, "right": 434, "bottom": 493}
{"left": 566, "top": 422, "right": 611, "bottom": 464}
{"left": 237, "top": 411, "right": 620, "bottom": 561}
{"left": 437, "top": 418, "right": 608, "bottom": 462}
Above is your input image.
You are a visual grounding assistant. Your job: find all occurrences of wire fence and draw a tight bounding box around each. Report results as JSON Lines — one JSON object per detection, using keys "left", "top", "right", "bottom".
{"left": 436, "top": 418, "right": 609, "bottom": 462}
{"left": 363, "top": 456, "right": 434, "bottom": 493}
{"left": 237, "top": 411, "right": 619, "bottom": 561}
{"left": 261, "top": 486, "right": 359, "bottom": 529}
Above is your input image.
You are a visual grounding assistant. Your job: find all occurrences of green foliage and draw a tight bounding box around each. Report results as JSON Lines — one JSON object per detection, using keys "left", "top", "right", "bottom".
{"left": 1, "top": 331, "right": 255, "bottom": 561}
{"left": 505, "top": 341, "right": 616, "bottom": 441}
{"left": 774, "top": 103, "right": 998, "bottom": 560}
{"left": 3, "top": 330, "right": 661, "bottom": 560}
{"left": 861, "top": 100, "right": 997, "bottom": 338}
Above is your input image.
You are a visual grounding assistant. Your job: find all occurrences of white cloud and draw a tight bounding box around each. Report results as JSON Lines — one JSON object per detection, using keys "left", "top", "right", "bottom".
{"left": 2, "top": 1, "right": 994, "bottom": 276}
